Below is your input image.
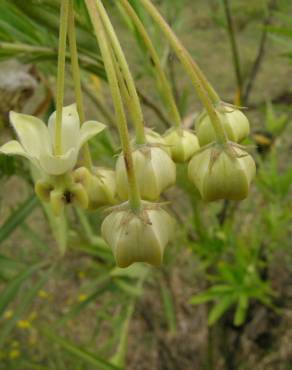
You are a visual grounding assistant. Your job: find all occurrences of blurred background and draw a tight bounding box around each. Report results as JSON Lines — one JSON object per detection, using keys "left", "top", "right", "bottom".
{"left": 0, "top": 0, "right": 292, "bottom": 369}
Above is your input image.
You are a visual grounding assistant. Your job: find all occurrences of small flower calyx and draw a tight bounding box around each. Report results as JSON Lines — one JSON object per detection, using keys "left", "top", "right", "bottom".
{"left": 164, "top": 127, "right": 200, "bottom": 163}
{"left": 188, "top": 142, "right": 256, "bottom": 202}
{"left": 116, "top": 143, "right": 176, "bottom": 201}
{"left": 101, "top": 201, "right": 174, "bottom": 268}
{"left": 196, "top": 102, "right": 250, "bottom": 146}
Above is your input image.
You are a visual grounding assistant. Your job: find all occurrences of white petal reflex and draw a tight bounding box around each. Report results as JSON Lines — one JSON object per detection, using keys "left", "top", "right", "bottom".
{"left": 48, "top": 104, "right": 80, "bottom": 152}
{"left": 39, "top": 148, "right": 77, "bottom": 175}
{"left": 78, "top": 120, "right": 106, "bottom": 149}
{"left": 0, "top": 140, "right": 40, "bottom": 168}
{"left": 0, "top": 140, "right": 32, "bottom": 159}
{"left": 10, "top": 112, "right": 51, "bottom": 158}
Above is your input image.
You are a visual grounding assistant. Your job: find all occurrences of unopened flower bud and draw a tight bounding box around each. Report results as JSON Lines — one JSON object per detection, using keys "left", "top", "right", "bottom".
{"left": 196, "top": 108, "right": 250, "bottom": 146}
{"left": 145, "top": 128, "right": 170, "bottom": 154}
{"left": 101, "top": 203, "right": 174, "bottom": 268}
{"left": 188, "top": 144, "right": 256, "bottom": 201}
{"left": 72, "top": 167, "right": 91, "bottom": 189}
{"left": 164, "top": 128, "right": 200, "bottom": 163}
{"left": 70, "top": 183, "right": 89, "bottom": 209}
{"left": 116, "top": 146, "right": 176, "bottom": 201}
{"left": 86, "top": 167, "right": 116, "bottom": 210}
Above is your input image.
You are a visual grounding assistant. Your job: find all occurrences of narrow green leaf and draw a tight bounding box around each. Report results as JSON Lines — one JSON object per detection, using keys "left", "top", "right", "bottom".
{"left": 208, "top": 295, "right": 235, "bottom": 326}
{"left": 0, "top": 263, "right": 56, "bottom": 346}
{"left": 160, "top": 282, "right": 177, "bottom": 334}
{"left": 0, "top": 195, "right": 38, "bottom": 244}
{"left": 234, "top": 295, "right": 249, "bottom": 326}
{"left": 42, "top": 329, "right": 122, "bottom": 370}
{"left": 0, "top": 254, "right": 24, "bottom": 281}
{"left": 0, "top": 263, "right": 40, "bottom": 316}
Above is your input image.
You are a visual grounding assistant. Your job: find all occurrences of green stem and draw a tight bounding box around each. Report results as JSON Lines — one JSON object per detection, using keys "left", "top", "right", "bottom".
{"left": 68, "top": 0, "right": 93, "bottom": 170}
{"left": 85, "top": 0, "right": 141, "bottom": 211}
{"left": 222, "top": 0, "right": 242, "bottom": 104}
{"left": 140, "top": 0, "right": 226, "bottom": 143}
{"left": 95, "top": 0, "right": 146, "bottom": 145}
{"left": 111, "top": 46, "right": 138, "bottom": 128}
{"left": 119, "top": 0, "right": 181, "bottom": 128}
{"left": 54, "top": 0, "right": 70, "bottom": 156}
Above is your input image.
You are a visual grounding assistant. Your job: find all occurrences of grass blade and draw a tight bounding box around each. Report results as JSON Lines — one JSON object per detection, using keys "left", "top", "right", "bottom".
{"left": 42, "top": 329, "right": 122, "bottom": 370}
{"left": 0, "top": 263, "right": 56, "bottom": 346}
{"left": 0, "top": 195, "right": 38, "bottom": 244}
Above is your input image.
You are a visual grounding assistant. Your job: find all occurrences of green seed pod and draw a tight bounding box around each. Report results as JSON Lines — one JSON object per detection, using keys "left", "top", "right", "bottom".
{"left": 164, "top": 128, "right": 200, "bottom": 163}
{"left": 101, "top": 203, "right": 174, "bottom": 268}
{"left": 116, "top": 146, "right": 176, "bottom": 201}
{"left": 196, "top": 108, "right": 250, "bottom": 146}
{"left": 74, "top": 167, "right": 116, "bottom": 210}
{"left": 188, "top": 145, "right": 256, "bottom": 201}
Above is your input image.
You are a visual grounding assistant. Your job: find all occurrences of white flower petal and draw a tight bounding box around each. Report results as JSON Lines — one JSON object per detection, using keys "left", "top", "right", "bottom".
{"left": 10, "top": 111, "right": 51, "bottom": 158}
{"left": 78, "top": 120, "right": 106, "bottom": 149}
{"left": 0, "top": 140, "right": 29, "bottom": 157}
{"left": 0, "top": 140, "right": 40, "bottom": 168}
{"left": 48, "top": 104, "right": 80, "bottom": 152}
{"left": 39, "top": 148, "right": 77, "bottom": 175}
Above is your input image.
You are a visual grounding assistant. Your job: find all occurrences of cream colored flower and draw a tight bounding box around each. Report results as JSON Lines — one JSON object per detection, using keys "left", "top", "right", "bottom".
{"left": 0, "top": 104, "right": 105, "bottom": 176}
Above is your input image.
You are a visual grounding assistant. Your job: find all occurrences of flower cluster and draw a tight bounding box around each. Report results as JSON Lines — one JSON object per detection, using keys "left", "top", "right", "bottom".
{"left": 0, "top": 0, "right": 256, "bottom": 269}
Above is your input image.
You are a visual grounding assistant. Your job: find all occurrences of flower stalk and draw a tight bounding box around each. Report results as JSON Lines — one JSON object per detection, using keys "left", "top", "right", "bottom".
{"left": 118, "top": 0, "right": 182, "bottom": 129}
{"left": 55, "top": 0, "right": 70, "bottom": 155}
{"left": 85, "top": 0, "right": 141, "bottom": 211}
{"left": 67, "top": 0, "right": 93, "bottom": 170}
{"left": 140, "top": 0, "right": 227, "bottom": 144}
{"left": 95, "top": 0, "right": 146, "bottom": 145}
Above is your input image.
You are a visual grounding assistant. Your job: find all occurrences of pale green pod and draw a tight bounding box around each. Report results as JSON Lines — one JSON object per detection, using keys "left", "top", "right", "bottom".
{"left": 196, "top": 109, "right": 250, "bottom": 146}
{"left": 188, "top": 146, "right": 256, "bottom": 201}
{"left": 116, "top": 147, "right": 176, "bottom": 201}
{"left": 101, "top": 207, "right": 174, "bottom": 268}
{"left": 164, "top": 128, "right": 200, "bottom": 163}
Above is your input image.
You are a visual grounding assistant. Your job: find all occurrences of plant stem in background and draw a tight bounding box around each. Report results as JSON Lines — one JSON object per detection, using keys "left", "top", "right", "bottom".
{"left": 243, "top": 0, "right": 277, "bottom": 105}
{"left": 54, "top": 0, "right": 70, "bottom": 156}
{"left": 82, "top": 82, "right": 116, "bottom": 127}
{"left": 138, "top": 89, "right": 171, "bottom": 127}
{"left": 119, "top": 0, "right": 182, "bottom": 128}
{"left": 96, "top": 0, "right": 146, "bottom": 145}
{"left": 140, "top": 0, "right": 227, "bottom": 144}
{"left": 222, "top": 0, "right": 243, "bottom": 105}
{"left": 138, "top": 0, "right": 220, "bottom": 106}
{"left": 111, "top": 45, "right": 138, "bottom": 126}
{"left": 85, "top": 0, "right": 141, "bottom": 211}
{"left": 68, "top": 0, "right": 93, "bottom": 170}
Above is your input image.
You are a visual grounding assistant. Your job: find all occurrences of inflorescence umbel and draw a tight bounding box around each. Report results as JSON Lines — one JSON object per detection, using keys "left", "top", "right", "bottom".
{"left": 0, "top": 0, "right": 256, "bottom": 268}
